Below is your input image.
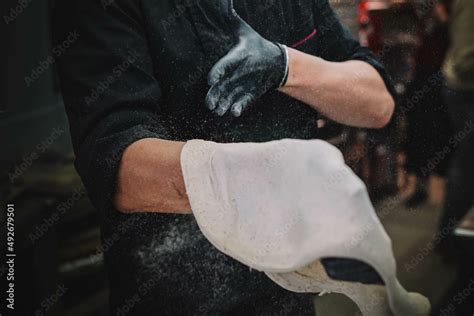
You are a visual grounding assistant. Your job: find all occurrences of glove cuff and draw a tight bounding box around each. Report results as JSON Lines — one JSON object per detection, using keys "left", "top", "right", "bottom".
{"left": 276, "top": 43, "right": 289, "bottom": 88}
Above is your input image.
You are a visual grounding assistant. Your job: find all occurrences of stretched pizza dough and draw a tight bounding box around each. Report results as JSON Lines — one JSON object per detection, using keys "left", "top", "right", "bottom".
{"left": 181, "top": 139, "right": 430, "bottom": 316}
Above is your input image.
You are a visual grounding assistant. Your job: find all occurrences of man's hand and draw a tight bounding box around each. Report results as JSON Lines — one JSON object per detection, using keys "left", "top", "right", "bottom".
{"left": 206, "top": 0, "right": 289, "bottom": 117}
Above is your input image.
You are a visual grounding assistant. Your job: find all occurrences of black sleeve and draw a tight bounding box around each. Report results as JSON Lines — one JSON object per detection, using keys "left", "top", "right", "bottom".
{"left": 53, "top": 0, "right": 169, "bottom": 212}
{"left": 313, "top": 0, "right": 397, "bottom": 99}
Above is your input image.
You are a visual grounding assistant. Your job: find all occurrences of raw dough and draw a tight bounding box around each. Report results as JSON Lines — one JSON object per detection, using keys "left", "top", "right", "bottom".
{"left": 181, "top": 139, "right": 430, "bottom": 316}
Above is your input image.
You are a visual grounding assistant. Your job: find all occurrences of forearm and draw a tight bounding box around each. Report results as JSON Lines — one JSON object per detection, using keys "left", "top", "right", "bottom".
{"left": 279, "top": 48, "right": 395, "bottom": 128}
{"left": 114, "top": 138, "right": 191, "bottom": 214}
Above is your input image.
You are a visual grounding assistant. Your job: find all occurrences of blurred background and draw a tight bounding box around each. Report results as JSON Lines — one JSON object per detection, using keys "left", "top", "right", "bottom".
{"left": 1, "top": 0, "right": 473, "bottom": 315}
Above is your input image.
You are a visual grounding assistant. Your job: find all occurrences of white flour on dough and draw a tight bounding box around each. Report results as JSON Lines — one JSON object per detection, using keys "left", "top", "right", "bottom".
{"left": 181, "top": 139, "right": 430, "bottom": 316}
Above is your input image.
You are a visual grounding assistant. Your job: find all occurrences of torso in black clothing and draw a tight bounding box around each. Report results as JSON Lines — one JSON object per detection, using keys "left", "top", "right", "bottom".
{"left": 107, "top": 3, "right": 320, "bottom": 314}
{"left": 53, "top": 0, "right": 391, "bottom": 314}
{"left": 137, "top": 0, "right": 322, "bottom": 143}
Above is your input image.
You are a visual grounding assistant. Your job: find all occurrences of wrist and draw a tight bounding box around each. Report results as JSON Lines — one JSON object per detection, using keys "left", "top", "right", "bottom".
{"left": 276, "top": 43, "right": 289, "bottom": 89}
{"left": 278, "top": 47, "right": 298, "bottom": 92}
{"left": 278, "top": 48, "right": 326, "bottom": 93}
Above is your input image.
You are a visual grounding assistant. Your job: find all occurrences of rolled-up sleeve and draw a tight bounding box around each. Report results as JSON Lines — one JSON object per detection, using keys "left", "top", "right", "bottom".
{"left": 313, "top": 0, "right": 396, "bottom": 99}
{"left": 54, "top": 0, "right": 168, "bottom": 211}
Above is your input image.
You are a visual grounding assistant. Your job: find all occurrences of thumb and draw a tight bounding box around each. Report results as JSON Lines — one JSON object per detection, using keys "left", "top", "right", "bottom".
{"left": 219, "top": 0, "right": 237, "bottom": 20}
{"left": 219, "top": 0, "right": 244, "bottom": 35}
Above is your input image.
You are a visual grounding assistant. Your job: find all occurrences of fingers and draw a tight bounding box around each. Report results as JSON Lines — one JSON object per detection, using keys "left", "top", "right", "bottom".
{"left": 208, "top": 46, "right": 245, "bottom": 86}
{"left": 206, "top": 67, "right": 244, "bottom": 115}
{"left": 206, "top": 71, "right": 256, "bottom": 118}
{"left": 231, "top": 93, "right": 255, "bottom": 117}
{"left": 206, "top": 75, "right": 230, "bottom": 112}
{"left": 216, "top": 87, "right": 245, "bottom": 116}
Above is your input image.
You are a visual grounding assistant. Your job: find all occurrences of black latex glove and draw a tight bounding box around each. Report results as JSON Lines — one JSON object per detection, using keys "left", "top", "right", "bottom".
{"left": 321, "top": 258, "right": 385, "bottom": 285}
{"left": 206, "top": 0, "right": 289, "bottom": 117}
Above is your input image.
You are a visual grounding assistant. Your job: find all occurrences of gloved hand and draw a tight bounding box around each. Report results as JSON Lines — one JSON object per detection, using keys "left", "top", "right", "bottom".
{"left": 206, "top": 0, "right": 289, "bottom": 117}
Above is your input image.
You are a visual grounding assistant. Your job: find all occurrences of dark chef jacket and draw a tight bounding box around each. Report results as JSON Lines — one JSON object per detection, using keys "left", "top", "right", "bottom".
{"left": 53, "top": 0, "right": 393, "bottom": 314}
